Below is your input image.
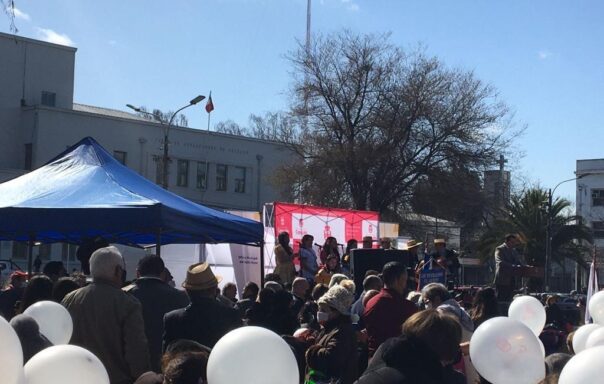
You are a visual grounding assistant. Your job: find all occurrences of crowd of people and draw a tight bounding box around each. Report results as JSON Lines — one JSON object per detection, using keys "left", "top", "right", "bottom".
{"left": 274, "top": 232, "right": 462, "bottom": 288}
{"left": 0, "top": 233, "right": 578, "bottom": 384}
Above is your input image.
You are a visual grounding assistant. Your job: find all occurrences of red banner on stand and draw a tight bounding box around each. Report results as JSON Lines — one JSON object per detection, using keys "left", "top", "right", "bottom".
{"left": 273, "top": 202, "right": 380, "bottom": 251}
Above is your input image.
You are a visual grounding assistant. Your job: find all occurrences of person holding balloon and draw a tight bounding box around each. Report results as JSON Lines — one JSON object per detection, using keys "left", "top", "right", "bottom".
{"left": 305, "top": 279, "right": 359, "bottom": 384}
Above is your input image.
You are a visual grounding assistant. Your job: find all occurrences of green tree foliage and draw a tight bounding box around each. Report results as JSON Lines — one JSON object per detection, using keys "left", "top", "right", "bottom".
{"left": 477, "top": 188, "right": 592, "bottom": 269}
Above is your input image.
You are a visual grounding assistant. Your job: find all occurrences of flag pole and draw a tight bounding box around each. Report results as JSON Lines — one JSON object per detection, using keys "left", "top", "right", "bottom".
{"left": 205, "top": 91, "right": 213, "bottom": 131}
{"left": 586, "top": 245, "right": 599, "bottom": 323}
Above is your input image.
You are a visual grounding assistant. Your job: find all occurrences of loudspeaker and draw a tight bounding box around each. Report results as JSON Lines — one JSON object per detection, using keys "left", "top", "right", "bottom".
{"left": 350, "top": 249, "right": 412, "bottom": 296}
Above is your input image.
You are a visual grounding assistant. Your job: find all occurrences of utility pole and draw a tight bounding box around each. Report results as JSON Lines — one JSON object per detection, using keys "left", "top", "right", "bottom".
{"left": 545, "top": 174, "right": 591, "bottom": 291}
{"left": 545, "top": 188, "right": 553, "bottom": 291}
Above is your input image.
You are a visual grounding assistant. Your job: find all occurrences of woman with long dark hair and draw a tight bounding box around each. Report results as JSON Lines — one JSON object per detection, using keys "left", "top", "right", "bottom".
{"left": 319, "top": 237, "right": 340, "bottom": 265}
{"left": 469, "top": 287, "right": 499, "bottom": 328}
{"left": 274, "top": 231, "right": 296, "bottom": 285}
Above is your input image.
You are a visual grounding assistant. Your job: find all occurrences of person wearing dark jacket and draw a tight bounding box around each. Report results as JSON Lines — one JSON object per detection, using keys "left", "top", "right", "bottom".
{"left": 235, "top": 282, "right": 259, "bottom": 319}
{"left": 163, "top": 262, "right": 241, "bottom": 351}
{"left": 62, "top": 246, "right": 150, "bottom": 384}
{"left": 355, "top": 309, "right": 463, "bottom": 384}
{"left": 306, "top": 279, "right": 359, "bottom": 384}
{"left": 10, "top": 314, "right": 53, "bottom": 363}
{"left": 124, "top": 255, "right": 190, "bottom": 372}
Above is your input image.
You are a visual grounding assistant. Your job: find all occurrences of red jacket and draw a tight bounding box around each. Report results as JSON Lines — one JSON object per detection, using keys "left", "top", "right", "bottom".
{"left": 362, "top": 288, "right": 418, "bottom": 355}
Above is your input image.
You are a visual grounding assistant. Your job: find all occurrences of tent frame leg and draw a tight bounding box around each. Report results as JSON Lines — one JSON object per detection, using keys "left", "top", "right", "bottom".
{"left": 27, "top": 234, "right": 35, "bottom": 277}
{"left": 156, "top": 229, "right": 161, "bottom": 257}
{"left": 260, "top": 240, "right": 265, "bottom": 286}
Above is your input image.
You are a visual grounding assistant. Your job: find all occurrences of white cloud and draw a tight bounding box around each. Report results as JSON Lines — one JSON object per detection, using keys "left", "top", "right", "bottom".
{"left": 538, "top": 50, "right": 552, "bottom": 60}
{"left": 12, "top": 7, "right": 30, "bottom": 21}
{"left": 348, "top": 3, "right": 360, "bottom": 11}
{"left": 36, "top": 28, "right": 75, "bottom": 46}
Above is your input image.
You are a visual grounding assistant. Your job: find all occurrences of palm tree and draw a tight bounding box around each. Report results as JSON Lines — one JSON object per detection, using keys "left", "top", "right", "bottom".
{"left": 478, "top": 188, "right": 592, "bottom": 277}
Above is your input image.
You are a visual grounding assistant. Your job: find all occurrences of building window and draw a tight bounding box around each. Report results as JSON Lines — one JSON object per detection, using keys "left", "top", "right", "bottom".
{"left": 592, "top": 189, "right": 604, "bottom": 207}
{"left": 113, "top": 151, "right": 127, "bottom": 165}
{"left": 12, "top": 242, "right": 27, "bottom": 260}
{"left": 24, "top": 143, "right": 32, "bottom": 170}
{"left": 196, "top": 161, "right": 208, "bottom": 190}
{"left": 41, "top": 91, "right": 56, "bottom": 107}
{"left": 234, "top": 166, "right": 246, "bottom": 193}
{"left": 593, "top": 221, "right": 604, "bottom": 239}
{"left": 177, "top": 160, "right": 189, "bottom": 187}
{"left": 216, "top": 164, "right": 228, "bottom": 191}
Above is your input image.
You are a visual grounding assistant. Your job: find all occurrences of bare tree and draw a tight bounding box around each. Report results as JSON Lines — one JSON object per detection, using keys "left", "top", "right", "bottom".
{"left": 214, "top": 120, "right": 249, "bottom": 136}
{"left": 2, "top": 0, "right": 18, "bottom": 33}
{"left": 283, "top": 30, "right": 516, "bottom": 213}
{"left": 136, "top": 107, "right": 188, "bottom": 127}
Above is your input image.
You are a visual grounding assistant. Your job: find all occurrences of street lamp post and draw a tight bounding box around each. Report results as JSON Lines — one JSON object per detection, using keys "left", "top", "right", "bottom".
{"left": 544, "top": 174, "right": 590, "bottom": 291}
{"left": 127, "top": 95, "right": 205, "bottom": 189}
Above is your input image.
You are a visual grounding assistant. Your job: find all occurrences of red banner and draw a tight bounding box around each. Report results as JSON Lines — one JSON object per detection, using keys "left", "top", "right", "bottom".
{"left": 273, "top": 202, "right": 380, "bottom": 250}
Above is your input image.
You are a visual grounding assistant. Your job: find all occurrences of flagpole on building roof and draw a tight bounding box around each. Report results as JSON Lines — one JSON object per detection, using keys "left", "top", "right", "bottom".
{"left": 206, "top": 91, "right": 214, "bottom": 131}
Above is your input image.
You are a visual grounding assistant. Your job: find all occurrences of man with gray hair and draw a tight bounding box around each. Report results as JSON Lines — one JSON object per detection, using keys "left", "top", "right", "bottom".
{"left": 62, "top": 246, "right": 150, "bottom": 384}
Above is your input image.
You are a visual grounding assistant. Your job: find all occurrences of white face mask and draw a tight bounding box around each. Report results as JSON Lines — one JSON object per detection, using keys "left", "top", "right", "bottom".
{"left": 316, "top": 311, "right": 330, "bottom": 323}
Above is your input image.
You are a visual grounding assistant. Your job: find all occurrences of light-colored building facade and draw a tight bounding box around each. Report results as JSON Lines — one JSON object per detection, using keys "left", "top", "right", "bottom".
{"left": 576, "top": 159, "right": 604, "bottom": 288}
{"left": 0, "top": 32, "right": 295, "bottom": 273}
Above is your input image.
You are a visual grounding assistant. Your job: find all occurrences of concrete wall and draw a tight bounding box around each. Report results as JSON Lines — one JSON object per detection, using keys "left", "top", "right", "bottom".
{"left": 576, "top": 159, "right": 604, "bottom": 288}
{"left": 0, "top": 32, "right": 75, "bottom": 172}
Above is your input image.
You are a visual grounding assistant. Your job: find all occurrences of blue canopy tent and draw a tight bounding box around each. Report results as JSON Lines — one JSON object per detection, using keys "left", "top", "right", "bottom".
{"left": 0, "top": 137, "right": 264, "bottom": 273}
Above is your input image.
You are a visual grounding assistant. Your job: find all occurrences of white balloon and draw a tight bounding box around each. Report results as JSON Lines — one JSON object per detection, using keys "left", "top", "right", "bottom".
{"left": 588, "top": 290, "right": 604, "bottom": 324}
{"left": 24, "top": 300, "right": 73, "bottom": 345}
{"left": 585, "top": 326, "right": 604, "bottom": 349}
{"left": 24, "top": 345, "right": 109, "bottom": 384}
{"left": 508, "top": 295, "right": 547, "bottom": 337}
{"left": 559, "top": 345, "right": 604, "bottom": 384}
{"left": 538, "top": 338, "right": 545, "bottom": 358}
{"left": 470, "top": 317, "right": 545, "bottom": 384}
{"left": 572, "top": 324, "right": 601, "bottom": 354}
{"left": 0, "top": 315, "right": 24, "bottom": 384}
{"left": 207, "top": 326, "right": 299, "bottom": 384}
{"left": 16, "top": 370, "right": 26, "bottom": 384}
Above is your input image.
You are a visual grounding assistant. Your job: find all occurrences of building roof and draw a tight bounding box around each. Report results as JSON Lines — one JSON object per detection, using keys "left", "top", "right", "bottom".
{"left": 73, "top": 103, "right": 150, "bottom": 122}
{"left": 0, "top": 31, "right": 77, "bottom": 52}
{"left": 69, "top": 103, "right": 290, "bottom": 147}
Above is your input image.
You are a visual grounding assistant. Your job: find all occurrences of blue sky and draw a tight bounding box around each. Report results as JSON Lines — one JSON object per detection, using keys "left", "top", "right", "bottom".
{"left": 2, "top": 0, "right": 603, "bottom": 204}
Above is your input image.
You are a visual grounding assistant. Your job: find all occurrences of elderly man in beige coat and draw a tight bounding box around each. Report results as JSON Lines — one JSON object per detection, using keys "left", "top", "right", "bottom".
{"left": 493, "top": 234, "right": 524, "bottom": 302}
{"left": 62, "top": 246, "right": 150, "bottom": 384}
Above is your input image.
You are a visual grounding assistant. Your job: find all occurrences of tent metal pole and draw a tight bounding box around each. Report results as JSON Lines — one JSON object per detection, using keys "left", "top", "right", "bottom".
{"left": 27, "top": 235, "right": 34, "bottom": 277}
{"left": 260, "top": 240, "right": 265, "bottom": 286}
{"left": 156, "top": 229, "right": 161, "bottom": 257}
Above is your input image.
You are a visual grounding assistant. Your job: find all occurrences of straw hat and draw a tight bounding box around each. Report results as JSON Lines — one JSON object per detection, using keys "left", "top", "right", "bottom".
{"left": 182, "top": 262, "right": 222, "bottom": 290}
{"left": 434, "top": 238, "right": 446, "bottom": 245}
{"left": 405, "top": 240, "right": 423, "bottom": 249}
